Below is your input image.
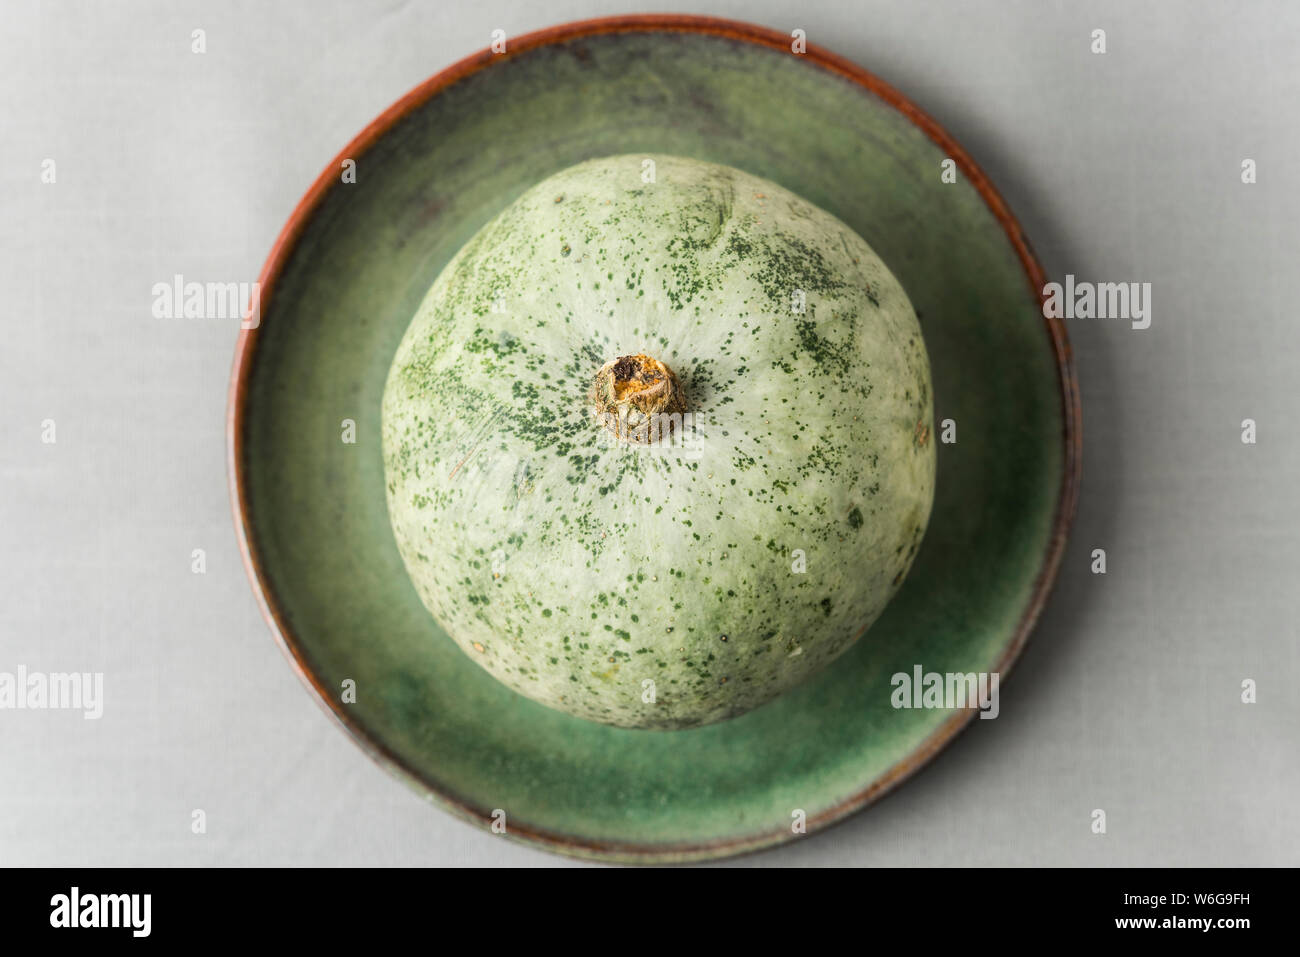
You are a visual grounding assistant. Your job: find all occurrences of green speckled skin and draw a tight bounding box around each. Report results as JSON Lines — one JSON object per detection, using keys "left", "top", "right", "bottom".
{"left": 238, "top": 28, "right": 1066, "bottom": 861}
{"left": 382, "top": 155, "right": 934, "bottom": 728}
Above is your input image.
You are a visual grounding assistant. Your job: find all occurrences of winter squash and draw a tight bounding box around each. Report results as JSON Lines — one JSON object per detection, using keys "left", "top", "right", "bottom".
{"left": 381, "top": 154, "right": 935, "bottom": 729}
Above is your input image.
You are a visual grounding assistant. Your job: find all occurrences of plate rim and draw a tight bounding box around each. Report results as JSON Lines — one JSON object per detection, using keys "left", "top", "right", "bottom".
{"left": 226, "top": 13, "right": 1082, "bottom": 864}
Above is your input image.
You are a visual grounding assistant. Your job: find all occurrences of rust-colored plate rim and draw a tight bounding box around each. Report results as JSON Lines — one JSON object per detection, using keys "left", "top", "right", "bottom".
{"left": 226, "top": 13, "right": 1082, "bottom": 864}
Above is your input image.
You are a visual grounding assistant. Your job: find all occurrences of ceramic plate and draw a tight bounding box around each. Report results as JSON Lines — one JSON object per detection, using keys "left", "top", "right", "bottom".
{"left": 228, "top": 15, "right": 1080, "bottom": 863}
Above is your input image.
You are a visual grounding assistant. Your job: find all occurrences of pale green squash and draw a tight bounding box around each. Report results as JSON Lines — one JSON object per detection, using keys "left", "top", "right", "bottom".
{"left": 381, "top": 154, "right": 935, "bottom": 729}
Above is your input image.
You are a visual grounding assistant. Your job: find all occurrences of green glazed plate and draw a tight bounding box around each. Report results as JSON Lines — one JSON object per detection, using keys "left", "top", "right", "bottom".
{"left": 228, "top": 15, "right": 1080, "bottom": 863}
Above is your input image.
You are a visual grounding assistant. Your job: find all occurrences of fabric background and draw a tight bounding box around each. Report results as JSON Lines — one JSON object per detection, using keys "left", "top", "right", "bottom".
{"left": 1, "top": 0, "right": 1296, "bottom": 865}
